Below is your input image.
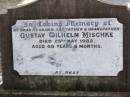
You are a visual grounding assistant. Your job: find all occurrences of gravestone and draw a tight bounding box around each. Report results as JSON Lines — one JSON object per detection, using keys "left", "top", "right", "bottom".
{"left": 1, "top": 0, "right": 130, "bottom": 96}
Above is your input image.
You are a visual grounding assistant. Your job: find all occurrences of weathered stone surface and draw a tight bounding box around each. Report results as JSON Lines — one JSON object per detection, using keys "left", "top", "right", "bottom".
{"left": 0, "top": 90, "right": 130, "bottom": 97}
{"left": 1, "top": 0, "right": 130, "bottom": 96}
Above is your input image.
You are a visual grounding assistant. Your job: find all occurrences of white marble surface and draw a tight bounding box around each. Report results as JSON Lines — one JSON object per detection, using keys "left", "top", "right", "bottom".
{"left": 12, "top": 18, "right": 123, "bottom": 76}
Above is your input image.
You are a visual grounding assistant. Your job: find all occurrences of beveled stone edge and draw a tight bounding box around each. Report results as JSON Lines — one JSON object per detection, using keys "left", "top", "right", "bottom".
{"left": 0, "top": 90, "right": 130, "bottom": 96}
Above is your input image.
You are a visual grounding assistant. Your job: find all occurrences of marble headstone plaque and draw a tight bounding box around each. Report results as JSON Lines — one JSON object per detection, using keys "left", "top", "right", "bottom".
{"left": 12, "top": 18, "right": 123, "bottom": 76}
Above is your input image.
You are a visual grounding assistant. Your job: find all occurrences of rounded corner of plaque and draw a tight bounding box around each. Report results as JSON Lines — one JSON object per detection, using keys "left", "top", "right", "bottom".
{"left": 117, "top": 69, "right": 124, "bottom": 77}
{"left": 115, "top": 18, "right": 123, "bottom": 25}
{"left": 13, "top": 69, "right": 21, "bottom": 77}
{"left": 12, "top": 20, "right": 19, "bottom": 28}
